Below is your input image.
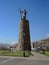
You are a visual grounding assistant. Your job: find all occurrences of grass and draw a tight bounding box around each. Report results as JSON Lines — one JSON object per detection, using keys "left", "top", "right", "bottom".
{"left": 0, "top": 50, "right": 31, "bottom": 57}
{"left": 44, "top": 51, "right": 49, "bottom": 56}
{"left": 38, "top": 50, "right": 49, "bottom": 56}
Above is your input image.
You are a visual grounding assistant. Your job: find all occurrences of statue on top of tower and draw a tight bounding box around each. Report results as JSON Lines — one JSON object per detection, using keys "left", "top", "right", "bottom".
{"left": 19, "top": 9, "right": 27, "bottom": 19}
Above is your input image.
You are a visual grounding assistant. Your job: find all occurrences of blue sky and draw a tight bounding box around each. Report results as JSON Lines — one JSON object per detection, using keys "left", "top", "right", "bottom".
{"left": 0, "top": 0, "right": 49, "bottom": 44}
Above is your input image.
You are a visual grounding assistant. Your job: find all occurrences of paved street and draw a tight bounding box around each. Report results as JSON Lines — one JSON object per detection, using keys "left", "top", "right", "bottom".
{"left": 0, "top": 52, "right": 49, "bottom": 65}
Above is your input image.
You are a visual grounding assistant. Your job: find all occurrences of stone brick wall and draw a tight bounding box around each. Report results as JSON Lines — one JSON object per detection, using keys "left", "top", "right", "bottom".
{"left": 18, "top": 19, "right": 31, "bottom": 51}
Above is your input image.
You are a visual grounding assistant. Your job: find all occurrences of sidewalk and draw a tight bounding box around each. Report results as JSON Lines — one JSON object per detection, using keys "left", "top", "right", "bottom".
{"left": 29, "top": 51, "right": 49, "bottom": 60}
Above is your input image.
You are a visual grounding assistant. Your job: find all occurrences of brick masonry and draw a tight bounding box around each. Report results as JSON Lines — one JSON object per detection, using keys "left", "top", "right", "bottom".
{"left": 18, "top": 18, "right": 31, "bottom": 51}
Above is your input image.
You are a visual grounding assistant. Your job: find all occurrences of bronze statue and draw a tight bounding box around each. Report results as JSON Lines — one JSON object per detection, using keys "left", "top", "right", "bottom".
{"left": 19, "top": 9, "right": 27, "bottom": 19}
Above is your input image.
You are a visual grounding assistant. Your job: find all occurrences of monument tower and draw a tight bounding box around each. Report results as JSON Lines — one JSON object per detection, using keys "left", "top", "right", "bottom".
{"left": 18, "top": 9, "right": 31, "bottom": 51}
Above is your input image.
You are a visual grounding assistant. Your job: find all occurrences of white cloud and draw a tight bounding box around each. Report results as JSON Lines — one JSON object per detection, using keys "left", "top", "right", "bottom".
{"left": 8, "top": 41, "right": 17, "bottom": 46}
{"left": 46, "top": 34, "right": 49, "bottom": 38}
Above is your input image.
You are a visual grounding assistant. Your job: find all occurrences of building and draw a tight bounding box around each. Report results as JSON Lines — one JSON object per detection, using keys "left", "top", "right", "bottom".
{"left": 32, "top": 38, "right": 49, "bottom": 51}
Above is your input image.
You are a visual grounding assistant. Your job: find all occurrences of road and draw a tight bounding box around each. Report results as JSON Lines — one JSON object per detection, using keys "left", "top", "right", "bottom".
{"left": 0, "top": 52, "right": 49, "bottom": 65}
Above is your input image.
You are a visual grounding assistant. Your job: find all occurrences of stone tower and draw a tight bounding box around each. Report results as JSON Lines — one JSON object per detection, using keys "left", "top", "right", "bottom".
{"left": 18, "top": 9, "right": 31, "bottom": 51}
